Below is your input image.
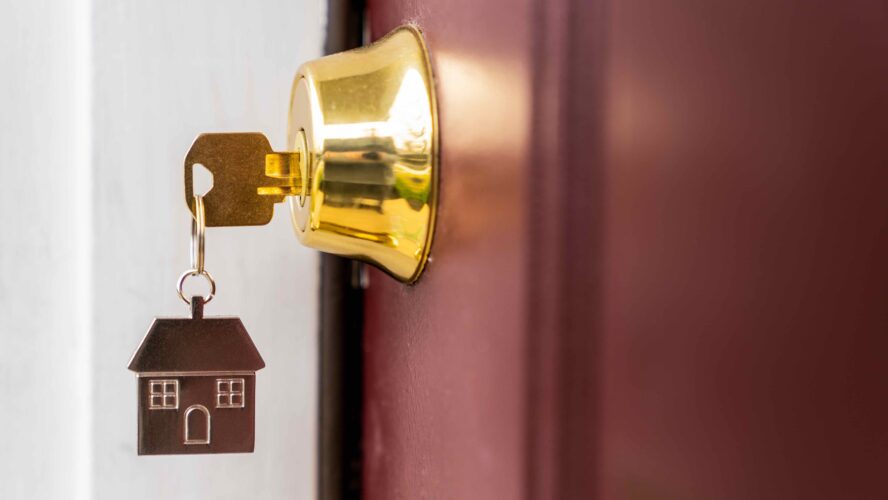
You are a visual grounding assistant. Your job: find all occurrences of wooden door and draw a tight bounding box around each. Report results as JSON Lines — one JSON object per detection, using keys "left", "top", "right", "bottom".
{"left": 358, "top": 1, "right": 887, "bottom": 499}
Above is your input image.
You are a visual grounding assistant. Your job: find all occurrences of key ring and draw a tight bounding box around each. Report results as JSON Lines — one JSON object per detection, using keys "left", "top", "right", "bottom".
{"left": 177, "top": 194, "right": 216, "bottom": 304}
{"left": 191, "top": 195, "right": 206, "bottom": 273}
{"left": 177, "top": 269, "right": 216, "bottom": 304}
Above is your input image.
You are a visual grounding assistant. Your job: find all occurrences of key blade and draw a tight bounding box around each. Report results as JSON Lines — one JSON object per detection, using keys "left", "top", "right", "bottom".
{"left": 184, "top": 133, "right": 285, "bottom": 226}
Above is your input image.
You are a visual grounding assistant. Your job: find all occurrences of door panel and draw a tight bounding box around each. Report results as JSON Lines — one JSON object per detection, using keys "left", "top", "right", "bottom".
{"left": 363, "top": 0, "right": 887, "bottom": 499}
{"left": 599, "top": 2, "right": 887, "bottom": 499}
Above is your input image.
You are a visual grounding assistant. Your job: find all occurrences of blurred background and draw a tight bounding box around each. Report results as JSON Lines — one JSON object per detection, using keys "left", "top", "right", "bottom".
{"left": 0, "top": 1, "right": 325, "bottom": 498}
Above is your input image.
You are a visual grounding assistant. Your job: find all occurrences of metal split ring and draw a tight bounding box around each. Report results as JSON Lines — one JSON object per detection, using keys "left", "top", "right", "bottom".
{"left": 191, "top": 195, "right": 206, "bottom": 273}
{"left": 177, "top": 268, "right": 216, "bottom": 305}
{"left": 177, "top": 194, "right": 215, "bottom": 304}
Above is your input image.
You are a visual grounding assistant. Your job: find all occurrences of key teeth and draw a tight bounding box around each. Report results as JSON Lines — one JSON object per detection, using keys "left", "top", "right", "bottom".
{"left": 259, "top": 152, "right": 303, "bottom": 198}
{"left": 257, "top": 186, "right": 300, "bottom": 197}
{"left": 265, "top": 152, "right": 302, "bottom": 179}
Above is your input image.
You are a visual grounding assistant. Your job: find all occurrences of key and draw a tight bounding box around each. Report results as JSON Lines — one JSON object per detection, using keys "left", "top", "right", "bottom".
{"left": 184, "top": 133, "right": 302, "bottom": 226}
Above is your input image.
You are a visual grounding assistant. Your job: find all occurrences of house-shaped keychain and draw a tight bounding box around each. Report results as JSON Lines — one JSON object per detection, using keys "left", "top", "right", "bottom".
{"left": 128, "top": 297, "right": 265, "bottom": 455}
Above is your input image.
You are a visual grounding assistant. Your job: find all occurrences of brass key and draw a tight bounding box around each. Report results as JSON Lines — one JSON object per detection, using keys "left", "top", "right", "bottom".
{"left": 184, "top": 133, "right": 303, "bottom": 226}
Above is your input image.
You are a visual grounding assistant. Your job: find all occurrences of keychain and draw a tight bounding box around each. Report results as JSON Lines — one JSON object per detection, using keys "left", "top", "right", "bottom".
{"left": 128, "top": 195, "right": 265, "bottom": 455}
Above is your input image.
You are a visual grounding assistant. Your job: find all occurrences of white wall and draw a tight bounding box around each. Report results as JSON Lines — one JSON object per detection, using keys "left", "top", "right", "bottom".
{"left": 0, "top": 1, "right": 324, "bottom": 499}
{"left": 0, "top": 1, "right": 92, "bottom": 498}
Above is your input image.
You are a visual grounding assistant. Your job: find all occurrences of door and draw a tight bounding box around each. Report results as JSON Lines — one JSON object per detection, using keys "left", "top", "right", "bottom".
{"left": 184, "top": 405, "right": 211, "bottom": 446}
{"left": 359, "top": 1, "right": 887, "bottom": 499}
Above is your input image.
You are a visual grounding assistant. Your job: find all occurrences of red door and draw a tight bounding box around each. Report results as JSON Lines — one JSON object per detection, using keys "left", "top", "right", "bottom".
{"left": 361, "top": 1, "right": 887, "bottom": 499}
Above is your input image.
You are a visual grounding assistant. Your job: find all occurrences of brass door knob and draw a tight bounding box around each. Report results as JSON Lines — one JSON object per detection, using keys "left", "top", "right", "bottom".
{"left": 283, "top": 25, "right": 438, "bottom": 283}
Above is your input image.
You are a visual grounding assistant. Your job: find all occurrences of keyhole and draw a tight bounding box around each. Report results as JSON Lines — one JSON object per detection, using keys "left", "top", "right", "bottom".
{"left": 192, "top": 163, "right": 214, "bottom": 196}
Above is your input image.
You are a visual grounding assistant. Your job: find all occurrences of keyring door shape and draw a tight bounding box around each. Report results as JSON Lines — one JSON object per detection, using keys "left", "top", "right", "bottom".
{"left": 184, "top": 404, "right": 211, "bottom": 445}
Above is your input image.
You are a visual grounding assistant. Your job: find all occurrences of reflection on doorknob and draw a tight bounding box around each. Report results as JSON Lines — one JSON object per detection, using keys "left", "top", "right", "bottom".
{"left": 185, "top": 25, "right": 438, "bottom": 283}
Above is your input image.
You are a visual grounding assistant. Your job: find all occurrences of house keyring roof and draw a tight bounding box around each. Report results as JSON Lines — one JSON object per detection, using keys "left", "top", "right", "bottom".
{"left": 128, "top": 299, "right": 265, "bottom": 373}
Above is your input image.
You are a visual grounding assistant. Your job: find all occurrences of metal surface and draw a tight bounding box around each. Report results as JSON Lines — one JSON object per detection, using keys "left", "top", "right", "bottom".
{"left": 285, "top": 25, "right": 438, "bottom": 283}
{"left": 128, "top": 297, "right": 265, "bottom": 455}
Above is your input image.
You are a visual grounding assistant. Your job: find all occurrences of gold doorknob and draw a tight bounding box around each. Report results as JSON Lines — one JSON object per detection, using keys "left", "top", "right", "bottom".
{"left": 283, "top": 25, "right": 438, "bottom": 283}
